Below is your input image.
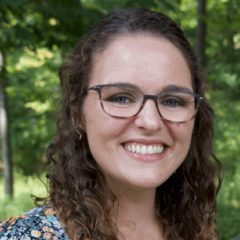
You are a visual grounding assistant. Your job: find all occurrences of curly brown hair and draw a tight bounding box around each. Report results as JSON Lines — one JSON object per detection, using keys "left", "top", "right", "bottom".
{"left": 47, "top": 8, "right": 221, "bottom": 240}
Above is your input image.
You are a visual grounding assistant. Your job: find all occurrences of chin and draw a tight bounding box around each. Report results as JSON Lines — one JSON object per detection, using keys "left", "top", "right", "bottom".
{"left": 128, "top": 176, "right": 169, "bottom": 190}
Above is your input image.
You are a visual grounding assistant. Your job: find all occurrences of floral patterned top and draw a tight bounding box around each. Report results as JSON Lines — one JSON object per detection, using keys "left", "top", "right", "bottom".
{"left": 0, "top": 206, "right": 69, "bottom": 240}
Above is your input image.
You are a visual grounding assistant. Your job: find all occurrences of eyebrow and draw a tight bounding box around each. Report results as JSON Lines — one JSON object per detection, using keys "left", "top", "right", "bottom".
{"left": 106, "top": 82, "right": 137, "bottom": 89}
{"left": 161, "top": 85, "right": 193, "bottom": 94}
{"left": 106, "top": 82, "right": 193, "bottom": 94}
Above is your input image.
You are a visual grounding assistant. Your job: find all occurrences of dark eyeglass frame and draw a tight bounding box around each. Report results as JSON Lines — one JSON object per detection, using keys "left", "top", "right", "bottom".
{"left": 88, "top": 83, "right": 204, "bottom": 123}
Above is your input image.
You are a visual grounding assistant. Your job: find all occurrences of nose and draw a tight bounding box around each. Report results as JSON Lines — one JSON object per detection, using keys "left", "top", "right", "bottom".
{"left": 134, "top": 99, "right": 164, "bottom": 131}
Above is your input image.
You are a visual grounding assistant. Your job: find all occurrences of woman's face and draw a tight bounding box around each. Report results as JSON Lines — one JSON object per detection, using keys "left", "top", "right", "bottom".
{"left": 82, "top": 34, "right": 194, "bottom": 192}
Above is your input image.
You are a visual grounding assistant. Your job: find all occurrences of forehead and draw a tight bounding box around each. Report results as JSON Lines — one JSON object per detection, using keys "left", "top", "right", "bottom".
{"left": 90, "top": 33, "right": 192, "bottom": 92}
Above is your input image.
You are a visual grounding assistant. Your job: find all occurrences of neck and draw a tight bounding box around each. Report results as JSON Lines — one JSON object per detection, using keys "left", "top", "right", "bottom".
{"left": 108, "top": 182, "right": 164, "bottom": 240}
{"left": 114, "top": 188, "right": 156, "bottom": 220}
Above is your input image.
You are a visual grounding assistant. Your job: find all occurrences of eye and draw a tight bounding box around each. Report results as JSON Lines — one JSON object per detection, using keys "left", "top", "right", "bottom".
{"left": 160, "top": 95, "right": 187, "bottom": 108}
{"left": 164, "top": 98, "right": 183, "bottom": 107}
{"left": 105, "top": 93, "right": 135, "bottom": 104}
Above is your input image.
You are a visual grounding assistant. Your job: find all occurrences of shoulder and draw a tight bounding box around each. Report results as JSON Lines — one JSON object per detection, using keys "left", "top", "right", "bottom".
{"left": 0, "top": 206, "right": 69, "bottom": 240}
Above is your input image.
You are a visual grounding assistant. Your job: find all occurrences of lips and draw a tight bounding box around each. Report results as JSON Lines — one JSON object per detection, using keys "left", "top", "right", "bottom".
{"left": 124, "top": 143, "right": 165, "bottom": 155}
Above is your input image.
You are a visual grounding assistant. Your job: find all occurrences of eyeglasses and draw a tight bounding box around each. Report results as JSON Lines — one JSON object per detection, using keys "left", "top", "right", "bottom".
{"left": 88, "top": 83, "right": 203, "bottom": 123}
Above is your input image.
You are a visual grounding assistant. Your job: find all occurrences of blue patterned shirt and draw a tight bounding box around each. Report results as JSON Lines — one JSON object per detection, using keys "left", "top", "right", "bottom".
{"left": 0, "top": 206, "right": 69, "bottom": 240}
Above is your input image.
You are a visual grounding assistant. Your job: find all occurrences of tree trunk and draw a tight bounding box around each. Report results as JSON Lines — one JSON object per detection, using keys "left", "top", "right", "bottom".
{"left": 196, "top": 0, "right": 207, "bottom": 66}
{"left": 0, "top": 50, "right": 13, "bottom": 198}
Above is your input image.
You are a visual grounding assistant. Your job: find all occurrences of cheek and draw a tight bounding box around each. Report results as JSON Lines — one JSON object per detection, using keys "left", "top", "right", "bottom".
{"left": 171, "top": 120, "right": 194, "bottom": 148}
{"left": 85, "top": 117, "right": 124, "bottom": 144}
{"left": 83, "top": 110, "right": 128, "bottom": 173}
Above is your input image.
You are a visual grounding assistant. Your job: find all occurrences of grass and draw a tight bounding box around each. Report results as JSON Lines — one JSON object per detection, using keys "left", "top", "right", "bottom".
{"left": 0, "top": 172, "right": 47, "bottom": 220}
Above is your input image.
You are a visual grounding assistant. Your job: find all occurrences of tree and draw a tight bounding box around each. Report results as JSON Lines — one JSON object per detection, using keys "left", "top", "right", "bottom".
{"left": 0, "top": 50, "right": 13, "bottom": 198}
{"left": 196, "top": 0, "right": 207, "bottom": 65}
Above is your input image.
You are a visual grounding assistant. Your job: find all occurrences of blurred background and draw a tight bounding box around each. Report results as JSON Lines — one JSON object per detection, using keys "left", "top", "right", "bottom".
{"left": 0, "top": 0, "right": 239, "bottom": 239}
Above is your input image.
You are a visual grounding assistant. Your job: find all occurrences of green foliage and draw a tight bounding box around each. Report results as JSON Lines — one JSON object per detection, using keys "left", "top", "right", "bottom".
{"left": 208, "top": 90, "right": 240, "bottom": 239}
{"left": 217, "top": 167, "right": 240, "bottom": 240}
{"left": 207, "top": 0, "right": 240, "bottom": 95}
{"left": 209, "top": 90, "right": 240, "bottom": 165}
{"left": 5, "top": 47, "right": 61, "bottom": 174}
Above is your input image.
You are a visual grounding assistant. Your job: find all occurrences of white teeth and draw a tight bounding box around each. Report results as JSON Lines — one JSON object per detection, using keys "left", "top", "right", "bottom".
{"left": 125, "top": 144, "right": 164, "bottom": 155}
{"left": 136, "top": 145, "right": 140, "bottom": 153}
{"left": 141, "top": 145, "right": 147, "bottom": 154}
{"left": 148, "top": 146, "right": 153, "bottom": 154}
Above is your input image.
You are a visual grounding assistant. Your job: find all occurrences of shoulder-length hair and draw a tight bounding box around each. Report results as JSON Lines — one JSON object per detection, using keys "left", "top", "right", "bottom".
{"left": 47, "top": 8, "right": 221, "bottom": 240}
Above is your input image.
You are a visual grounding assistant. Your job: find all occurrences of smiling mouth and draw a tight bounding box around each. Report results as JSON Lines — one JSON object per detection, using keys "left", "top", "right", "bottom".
{"left": 124, "top": 143, "right": 165, "bottom": 155}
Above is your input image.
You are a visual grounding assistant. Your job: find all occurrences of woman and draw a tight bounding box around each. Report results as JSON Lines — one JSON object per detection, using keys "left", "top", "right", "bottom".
{"left": 0, "top": 8, "right": 221, "bottom": 240}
